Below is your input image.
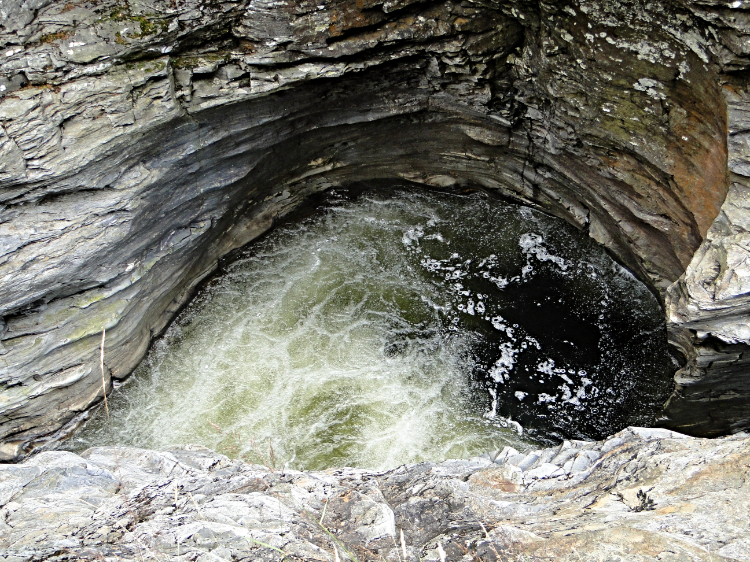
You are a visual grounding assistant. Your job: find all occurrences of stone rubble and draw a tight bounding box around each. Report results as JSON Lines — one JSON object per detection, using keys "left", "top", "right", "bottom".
{"left": 0, "top": 428, "right": 748, "bottom": 561}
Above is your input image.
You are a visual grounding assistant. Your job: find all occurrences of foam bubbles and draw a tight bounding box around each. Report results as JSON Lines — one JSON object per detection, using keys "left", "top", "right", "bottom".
{"left": 518, "top": 232, "right": 571, "bottom": 271}
{"left": 63, "top": 186, "right": 673, "bottom": 465}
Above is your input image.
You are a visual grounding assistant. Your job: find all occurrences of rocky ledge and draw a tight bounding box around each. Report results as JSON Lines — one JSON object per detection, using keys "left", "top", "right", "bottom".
{"left": 1, "top": 428, "right": 748, "bottom": 561}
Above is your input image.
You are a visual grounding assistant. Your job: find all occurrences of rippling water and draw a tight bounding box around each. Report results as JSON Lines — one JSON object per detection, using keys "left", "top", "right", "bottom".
{"left": 63, "top": 185, "right": 673, "bottom": 470}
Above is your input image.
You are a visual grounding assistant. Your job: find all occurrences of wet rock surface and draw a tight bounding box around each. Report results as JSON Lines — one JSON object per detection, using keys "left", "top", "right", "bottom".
{"left": 1, "top": 428, "right": 748, "bottom": 561}
{"left": 665, "top": 79, "right": 750, "bottom": 437}
{"left": 0, "top": 0, "right": 747, "bottom": 453}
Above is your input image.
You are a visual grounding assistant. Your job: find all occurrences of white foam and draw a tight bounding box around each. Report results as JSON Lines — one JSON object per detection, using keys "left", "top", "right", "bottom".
{"left": 401, "top": 226, "right": 424, "bottom": 246}
{"left": 489, "top": 343, "right": 519, "bottom": 383}
{"left": 69, "top": 191, "right": 529, "bottom": 471}
{"left": 519, "top": 232, "right": 571, "bottom": 271}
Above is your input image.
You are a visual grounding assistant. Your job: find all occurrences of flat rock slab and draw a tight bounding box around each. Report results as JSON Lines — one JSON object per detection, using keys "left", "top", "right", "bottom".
{"left": 0, "top": 427, "right": 748, "bottom": 561}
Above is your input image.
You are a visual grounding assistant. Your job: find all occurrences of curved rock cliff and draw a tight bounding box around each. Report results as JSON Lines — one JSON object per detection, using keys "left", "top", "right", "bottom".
{"left": 0, "top": 0, "right": 746, "bottom": 457}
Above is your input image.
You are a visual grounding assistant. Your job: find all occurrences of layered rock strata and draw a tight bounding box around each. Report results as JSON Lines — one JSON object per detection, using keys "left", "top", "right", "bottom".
{"left": 1, "top": 428, "right": 748, "bottom": 561}
{"left": 0, "top": 0, "right": 747, "bottom": 457}
{"left": 665, "top": 82, "right": 750, "bottom": 436}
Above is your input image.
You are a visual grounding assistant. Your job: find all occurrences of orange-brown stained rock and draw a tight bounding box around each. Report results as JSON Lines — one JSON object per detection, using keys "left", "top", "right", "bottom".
{"left": 327, "top": 1, "right": 387, "bottom": 38}
{"left": 468, "top": 466, "right": 521, "bottom": 493}
{"left": 667, "top": 78, "right": 729, "bottom": 245}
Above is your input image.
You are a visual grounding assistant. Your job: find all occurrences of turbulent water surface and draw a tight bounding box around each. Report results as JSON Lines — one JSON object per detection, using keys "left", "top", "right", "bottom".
{"left": 65, "top": 186, "right": 673, "bottom": 470}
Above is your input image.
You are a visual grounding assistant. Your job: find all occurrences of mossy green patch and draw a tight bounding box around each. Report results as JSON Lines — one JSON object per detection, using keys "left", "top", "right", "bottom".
{"left": 99, "top": 7, "right": 170, "bottom": 38}
{"left": 39, "top": 30, "right": 73, "bottom": 44}
{"left": 125, "top": 60, "right": 167, "bottom": 73}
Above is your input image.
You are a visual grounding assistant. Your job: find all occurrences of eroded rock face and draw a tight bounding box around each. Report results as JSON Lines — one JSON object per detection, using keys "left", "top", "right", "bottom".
{"left": 665, "top": 81, "right": 750, "bottom": 436}
{"left": 0, "top": 0, "right": 745, "bottom": 456}
{"left": 1, "top": 429, "right": 748, "bottom": 561}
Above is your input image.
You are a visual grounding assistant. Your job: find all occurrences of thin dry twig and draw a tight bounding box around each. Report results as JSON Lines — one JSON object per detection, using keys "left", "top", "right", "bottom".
{"left": 188, "top": 492, "right": 204, "bottom": 520}
{"left": 437, "top": 542, "right": 447, "bottom": 562}
{"left": 391, "top": 530, "right": 403, "bottom": 562}
{"left": 320, "top": 498, "right": 328, "bottom": 525}
{"left": 479, "top": 521, "right": 502, "bottom": 560}
{"left": 100, "top": 328, "right": 110, "bottom": 421}
{"left": 269, "top": 438, "right": 276, "bottom": 469}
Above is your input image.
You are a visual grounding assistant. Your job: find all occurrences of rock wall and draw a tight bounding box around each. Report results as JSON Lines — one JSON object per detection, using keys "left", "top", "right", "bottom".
{"left": 0, "top": 0, "right": 746, "bottom": 457}
{"left": 665, "top": 80, "right": 750, "bottom": 436}
{"left": 1, "top": 428, "right": 748, "bottom": 561}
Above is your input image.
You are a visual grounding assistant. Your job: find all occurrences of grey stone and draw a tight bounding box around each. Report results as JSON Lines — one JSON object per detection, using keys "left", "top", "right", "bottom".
{"left": 628, "top": 427, "right": 690, "bottom": 441}
{"left": 599, "top": 436, "right": 628, "bottom": 455}
{"left": 523, "top": 462, "right": 564, "bottom": 481}
{"left": 569, "top": 451, "right": 599, "bottom": 473}
{"left": 491, "top": 446, "right": 520, "bottom": 466}
{"left": 570, "top": 453, "right": 591, "bottom": 472}
{"left": 535, "top": 447, "right": 558, "bottom": 466}
{"left": 515, "top": 452, "right": 540, "bottom": 472}
{"left": 550, "top": 446, "right": 580, "bottom": 467}
{"left": 0, "top": 429, "right": 746, "bottom": 561}
{"left": 505, "top": 454, "right": 527, "bottom": 468}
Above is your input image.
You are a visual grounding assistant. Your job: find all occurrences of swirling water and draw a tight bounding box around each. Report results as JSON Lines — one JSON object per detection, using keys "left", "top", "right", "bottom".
{"left": 64, "top": 186, "right": 673, "bottom": 470}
